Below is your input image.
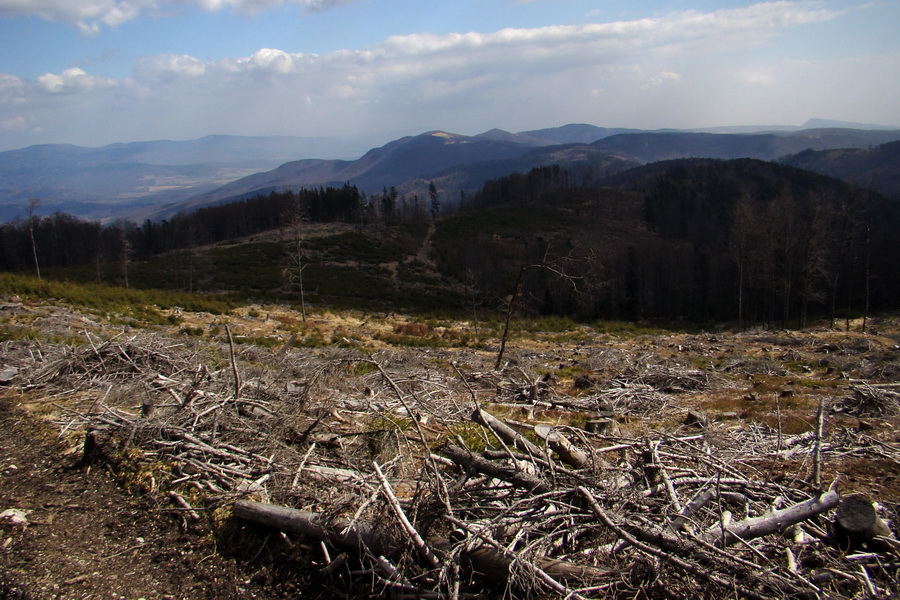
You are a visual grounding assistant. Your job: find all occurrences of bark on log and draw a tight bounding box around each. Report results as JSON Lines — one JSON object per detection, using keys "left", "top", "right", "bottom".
{"left": 233, "top": 499, "right": 388, "bottom": 554}
{"left": 463, "top": 546, "right": 610, "bottom": 585}
{"left": 704, "top": 490, "right": 840, "bottom": 547}
{"left": 440, "top": 443, "right": 551, "bottom": 495}
{"left": 471, "top": 408, "right": 544, "bottom": 457}
{"left": 584, "top": 418, "right": 616, "bottom": 435}
{"left": 533, "top": 425, "right": 589, "bottom": 468}
{"left": 235, "top": 499, "right": 608, "bottom": 588}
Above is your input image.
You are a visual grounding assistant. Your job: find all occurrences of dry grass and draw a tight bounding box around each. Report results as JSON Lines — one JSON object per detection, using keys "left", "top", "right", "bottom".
{"left": 4, "top": 291, "right": 900, "bottom": 600}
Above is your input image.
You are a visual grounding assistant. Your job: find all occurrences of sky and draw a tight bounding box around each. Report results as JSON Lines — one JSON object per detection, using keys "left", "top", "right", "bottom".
{"left": 0, "top": 0, "right": 898, "bottom": 153}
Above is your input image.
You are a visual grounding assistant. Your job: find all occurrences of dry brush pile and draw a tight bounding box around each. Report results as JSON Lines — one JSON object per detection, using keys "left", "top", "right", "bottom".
{"left": 4, "top": 317, "right": 900, "bottom": 600}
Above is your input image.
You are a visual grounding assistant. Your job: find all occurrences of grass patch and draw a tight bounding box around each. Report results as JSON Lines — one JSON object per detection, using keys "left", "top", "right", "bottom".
{"left": 592, "top": 320, "right": 670, "bottom": 336}
{"left": 306, "top": 231, "right": 406, "bottom": 264}
{"left": 0, "top": 322, "right": 40, "bottom": 342}
{"left": 375, "top": 332, "right": 452, "bottom": 348}
{"left": 0, "top": 273, "right": 236, "bottom": 323}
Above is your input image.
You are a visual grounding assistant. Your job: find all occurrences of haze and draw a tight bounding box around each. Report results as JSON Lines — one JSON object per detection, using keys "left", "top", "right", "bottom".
{"left": 0, "top": 0, "right": 898, "bottom": 152}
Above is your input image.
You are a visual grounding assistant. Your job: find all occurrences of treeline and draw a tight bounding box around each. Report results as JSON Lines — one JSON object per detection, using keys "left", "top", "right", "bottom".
{"left": 0, "top": 183, "right": 425, "bottom": 278}
{"left": 3, "top": 157, "right": 899, "bottom": 328}
{"left": 445, "top": 158, "right": 900, "bottom": 327}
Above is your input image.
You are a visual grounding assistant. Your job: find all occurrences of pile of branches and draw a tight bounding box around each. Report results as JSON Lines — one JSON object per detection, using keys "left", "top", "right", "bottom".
{"left": 833, "top": 381, "right": 900, "bottom": 417}
{"left": 232, "top": 409, "right": 900, "bottom": 600}
{"left": 14, "top": 331, "right": 900, "bottom": 599}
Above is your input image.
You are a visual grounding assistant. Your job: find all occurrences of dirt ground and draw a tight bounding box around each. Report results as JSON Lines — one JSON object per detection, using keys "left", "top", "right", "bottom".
{"left": 0, "top": 391, "right": 316, "bottom": 600}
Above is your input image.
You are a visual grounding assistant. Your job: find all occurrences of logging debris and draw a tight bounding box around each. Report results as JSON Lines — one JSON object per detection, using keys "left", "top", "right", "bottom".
{"left": 5, "top": 318, "right": 900, "bottom": 600}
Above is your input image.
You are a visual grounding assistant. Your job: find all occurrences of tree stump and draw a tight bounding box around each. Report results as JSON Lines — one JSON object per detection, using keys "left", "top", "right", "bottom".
{"left": 833, "top": 494, "right": 893, "bottom": 550}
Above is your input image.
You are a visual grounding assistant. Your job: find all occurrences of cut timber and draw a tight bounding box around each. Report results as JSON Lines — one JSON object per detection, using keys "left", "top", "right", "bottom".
{"left": 584, "top": 418, "right": 616, "bottom": 435}
{"left": 533, "top": 425, "right": 588, "bottom": 468}
{"left": 463, "top": 546, "right": 610, "bottom": 585}
{"left": 233, "top": 499, "right": 388, "bottom": 554}
{"left": 440, "top": 443, "right": 551, "bottom": 495}
{"left": 234, "top": 499, "right": 608, "bottom": 587}
{"left": 471, "top": 408, "right": 544, "bottom": 457}
{"left": 833, "top": 494, "right": 894, "bottom": 549}
{"left": 704, "top": 490, "right": 840, "bottom": 547}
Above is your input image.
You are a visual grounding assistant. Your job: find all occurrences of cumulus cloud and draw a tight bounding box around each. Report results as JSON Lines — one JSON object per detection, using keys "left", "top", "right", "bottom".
{"left": 4, "top": 1, "right": 886, "bottom": 149}
{"left": 0, "top": 73, "right": 27, "bottom": 103}
{"left": 0, "top": 0, "right": 358, "bottom": 32}
{"left": 135, "top": 54, "right": 207, "bottom": 80}
{"left": 35, "top": 67, "right": 115, "bottom": 93}
{"left": 735, "top": 68, "right": 776, "bottom": 85}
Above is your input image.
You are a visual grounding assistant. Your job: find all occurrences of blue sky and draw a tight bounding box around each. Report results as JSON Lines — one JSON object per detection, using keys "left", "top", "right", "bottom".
{"left": 0, "top": 1, "right": 898, "bottom": 152}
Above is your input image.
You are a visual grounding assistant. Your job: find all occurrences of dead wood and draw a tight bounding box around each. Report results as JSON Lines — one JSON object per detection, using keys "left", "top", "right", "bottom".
{"left": 833, "top": 494, "right": 894, "bottom": 550}
{"left": 534, "top": 424, "right": 589, "bottom": 468}
{"left": 15, "top": 314, "right": 900, "bottom": 600}
{"left": 703, "top": 489, "right": 840, "bottom": 547}
{"left": 440, "top": 443, "right": 552, "bottom": 495}
{"left": 470, "top": 407, "right": 544, "bottom": 457}
{"left": 233, "top": 499, "right": 388, "bottom": 554}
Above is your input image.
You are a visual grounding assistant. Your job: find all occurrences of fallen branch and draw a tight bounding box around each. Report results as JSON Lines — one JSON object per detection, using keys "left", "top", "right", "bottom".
{"left": 233, "top": 499, "right": 387, "bottom": 554}
{"left": 704, "top": 489, "right": 840, "bottom": 547}
{"left": 440, "top": 443, "right": 551, "bottom": 495}
{"left": 373, "top": 461, "right": 441, "bottom": 569}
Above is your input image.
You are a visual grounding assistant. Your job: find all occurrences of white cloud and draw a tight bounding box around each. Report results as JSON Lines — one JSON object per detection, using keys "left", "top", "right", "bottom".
{"left": 135, "top": 54, "right": 207, "bottom": 80}
{"left": 35, "top": 67, "right": 115, "bottom": 93}
{"left": 643, "top": 70, "right": 683, "bottom": 88}
{"left": 0, "top": 0, "right": 358, "bottom": 31}
{"left": 0, "top": 73, "right": 27, "bottom": 103}
{"left": 5, "top": 1, "right": 894, "bottom": 149}
{"left": 0, "top": 115, "right": 26, "bottom": 130}
{"left": 735, "top": 68, "right": 776, "bottom": 85}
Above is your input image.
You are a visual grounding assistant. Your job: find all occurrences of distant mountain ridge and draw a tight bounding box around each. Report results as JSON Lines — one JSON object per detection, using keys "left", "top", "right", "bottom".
{"left": 180, "top": 126, "right": 900, "bottom": 219}
{"left": 779, "top": 140, "right": 900, "bottom": 199}
{"left": 162, "top": 131, "right": 541, "bottom": 219}
{"left": 2, "top": 121, "right": 899, "bottom": 223}
{"left": 0, "top": 133, "right": 388, "bottom": 222}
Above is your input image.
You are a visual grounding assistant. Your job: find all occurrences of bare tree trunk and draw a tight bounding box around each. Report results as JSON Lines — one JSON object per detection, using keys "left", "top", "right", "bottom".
{"left": 27, "top": 198, "right": 41, "bottom": 281}
{"left": 495, "top": 266, "right": 525, "bottom": 370}
{"left": 862, "top": 223, "right": 870, "bottom": 333}
{"left": 833, "top": 494, "right": 893, "bottom": 548}
{"left": 296, "top": 238, "right": 306, "bottom": 322}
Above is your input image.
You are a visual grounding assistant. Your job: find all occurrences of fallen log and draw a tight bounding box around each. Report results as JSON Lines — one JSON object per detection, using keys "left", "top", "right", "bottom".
{"left": 471, "top": 407, "right": 544, "bottom": 456}
{"left": 440, "top": 443, "right": 551, "bottom": 495}
{"left": 233, "top": 499, "right": 388, "bottom": 554}
{"left": 534, "top": 424, "right": 589, "bottom": 468}
{"left": 234, "top": 498, "right": 609, "bottom": 590}
{"left": 704, "top": 489, "right": 840, "bottom": 547}
{"left": 577, "top": 487, "right": 772, "bottom": 600}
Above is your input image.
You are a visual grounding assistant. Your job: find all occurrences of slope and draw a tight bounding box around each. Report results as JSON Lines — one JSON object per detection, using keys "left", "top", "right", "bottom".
{"left": 779, "top": 140, "right": 900, "bottom": 199}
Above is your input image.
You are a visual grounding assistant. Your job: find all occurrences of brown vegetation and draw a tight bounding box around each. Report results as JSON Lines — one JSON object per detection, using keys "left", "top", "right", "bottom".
{"left": 2, "top": 296, "right": 900, "bottom": 599}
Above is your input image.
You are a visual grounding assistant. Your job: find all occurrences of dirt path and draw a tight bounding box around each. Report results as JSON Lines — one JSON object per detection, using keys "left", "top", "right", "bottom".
{"left": 415, "top": 223, "right": 436, "bottom": 267}
{"left": 0, "top": 393, "right": 295, "bottom": 600}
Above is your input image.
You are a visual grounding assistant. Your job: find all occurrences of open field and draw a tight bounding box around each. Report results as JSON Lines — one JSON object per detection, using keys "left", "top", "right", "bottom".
{"left": 2, "top": 289, "right": 900, "bottom": 599}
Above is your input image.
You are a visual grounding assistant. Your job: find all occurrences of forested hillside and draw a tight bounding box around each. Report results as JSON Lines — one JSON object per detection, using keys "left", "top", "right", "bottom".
{"left": 443, "top": 159, "right": 900, "bottom": 327}
{"left": 780, "top": 140, "right": 900, "bottom": 199}
{"left": 2, "top": 158, "right": 898, "bottom": 328}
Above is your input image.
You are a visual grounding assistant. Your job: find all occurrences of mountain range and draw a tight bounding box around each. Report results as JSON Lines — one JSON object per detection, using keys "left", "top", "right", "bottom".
{"left": 1, "top": 120, "right": 899, "bottom": 223}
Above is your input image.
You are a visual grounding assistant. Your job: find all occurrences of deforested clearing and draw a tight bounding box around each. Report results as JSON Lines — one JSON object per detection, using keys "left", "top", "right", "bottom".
{"left": 2, "top": 295, "right": 900, "bottom": 599}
